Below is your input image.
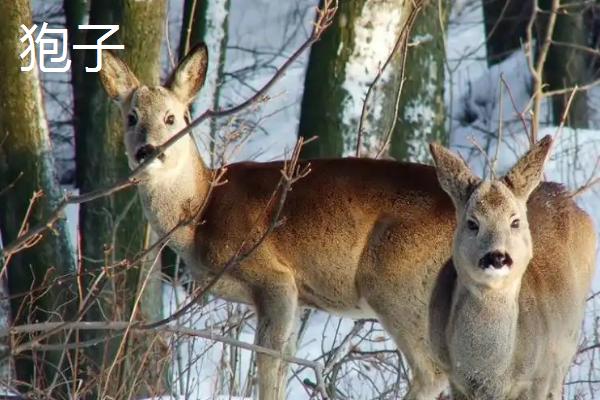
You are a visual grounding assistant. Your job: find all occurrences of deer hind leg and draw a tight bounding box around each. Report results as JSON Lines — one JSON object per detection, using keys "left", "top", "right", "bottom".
{"left": 253, "top": 271, "right": 299, "bottom": 400}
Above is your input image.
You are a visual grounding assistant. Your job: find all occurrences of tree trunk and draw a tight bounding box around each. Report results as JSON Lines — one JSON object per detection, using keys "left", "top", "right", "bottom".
{"left": 299, "top": 0, "right": 422, "bottom": 158}
{"left": 482, "top": 0, "right": 532, "bottom": 66}
{"left": 64, "top": 0, "right": 87, "bottom": 110}
{"left": 539, "top": 0, "right": 589, "bottom": 128}
{"left": 389, "top": 0, "right": 448, "bottom": 162}
{"left": 0, "top": 0, "right": 75, "bottom": 392}
{"left": 73, "top": 0, "right": 168, "bottom": 397}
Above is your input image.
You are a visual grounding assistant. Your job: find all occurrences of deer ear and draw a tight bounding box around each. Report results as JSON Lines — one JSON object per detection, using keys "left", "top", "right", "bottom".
{"left": 503, "top": 135, "right": 552, "bottom": 200}
{"left": 166, "top": 43, "right": 208, "bottom": 104}
{"left": 99, "top": 50, "right": 140, "bottom": 103}
{"left": 430, "top": 143, "right": 481, "bottom": 208}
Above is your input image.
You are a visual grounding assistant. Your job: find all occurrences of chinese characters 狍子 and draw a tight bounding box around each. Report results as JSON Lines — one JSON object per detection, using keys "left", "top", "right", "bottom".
{"left": 19, "top": 24, "right": 124, "bottom": 73}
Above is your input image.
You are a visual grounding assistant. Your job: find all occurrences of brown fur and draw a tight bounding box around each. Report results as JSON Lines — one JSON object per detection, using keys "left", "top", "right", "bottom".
{"left": 429, "top": 140, "right": 596, "bottom": 399}
{"left": 99, "top": 46, "right": 597, "bottom": 400}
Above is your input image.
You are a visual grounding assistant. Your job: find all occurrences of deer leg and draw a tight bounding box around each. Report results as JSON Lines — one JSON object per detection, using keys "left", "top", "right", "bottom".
{"left": 399, "top": 340, "right": 447, "bottom": 400}
{"left": 363, "top": 283, "right": 447, "bottom": 399}
{"left": 368, "top": 299, "right": 447, "bottom": 400}
{"left": 254, "top": 273, "right": 298, "bottom": 400}
{"left": 358, "top": 220, "right": 450, "bottom": 400}
{"left": 449, "top": 383, "right": 470, "bottom": 400}
{"left": 538, "top": 375, "right": 564, "bottom": 400}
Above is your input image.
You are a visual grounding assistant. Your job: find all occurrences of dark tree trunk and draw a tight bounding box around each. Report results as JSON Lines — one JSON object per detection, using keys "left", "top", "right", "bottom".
{"left": 539, "top": 0, "right": 589, "bottom": 128}
{"left": 482, "top": 0, "right": 532, "bottom": 66}
{"left": 0, "top": 0, "right": 75, "bottom": 392}
{"left": 73, "top": 0, "right": 168, "bottom": 397}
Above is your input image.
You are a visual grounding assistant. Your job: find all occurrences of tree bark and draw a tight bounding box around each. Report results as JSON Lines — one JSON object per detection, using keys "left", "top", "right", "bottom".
{"left": 482, "top": 0, "right": 532, "bottom": 66}
{"left": 539, "top": 0, "right": 589, "bottom": 128}
{"left": 298, "top": 0, "right": 423, "bottom": 158}
{"left": 0, "top": 0, "right": 75, "bottom": 391}
{"left": 390, "top": 0, "right": 448, "bottom": 162}
{"left": 73, "top": 0, "right": 168, "bottom": 397}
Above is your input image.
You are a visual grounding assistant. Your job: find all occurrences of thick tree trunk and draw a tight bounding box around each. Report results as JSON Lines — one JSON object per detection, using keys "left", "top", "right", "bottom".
{"left": 482, "top": 0, "right": 532, "bottom": 66}
{"left": 299, "top": 0, "right": 421, "bottom": 158}
{"left": 73, "top": 0, "right": 168, "bottom": 397}
{"left": 539, "top": 0, "right": 589, "bottom": 128}
{"left": 484, "top": 0, "right": 589, "bottom": 127}
{"left": 64, "top": 0, "right": 87, "bottom": 111}
{"left": 0, "top": 0, "right": 75, "bottom": 392}
{"left": 390, "top": 0, "right": 448, "bottom": 162}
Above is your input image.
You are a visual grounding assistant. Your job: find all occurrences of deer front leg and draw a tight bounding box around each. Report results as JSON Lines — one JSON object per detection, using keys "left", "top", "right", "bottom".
{"left": 449, "top": 383, "right": 470, "bottom": 400}
{"left": 254, "top": 273, "right": 299, "bottom": 400}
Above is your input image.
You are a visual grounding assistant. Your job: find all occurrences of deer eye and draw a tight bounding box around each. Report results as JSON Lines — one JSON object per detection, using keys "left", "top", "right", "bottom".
{"left": 165, "top": 114, "right": 175, "bottom": 125}
{"left": 127, "top": 113, "right": 138, "bottom": 127}
{"left": 511, "top": 219, "right": 520, "bottom": 229}
{"left": 467, "top": 219, "right": 479, "bottom": 232}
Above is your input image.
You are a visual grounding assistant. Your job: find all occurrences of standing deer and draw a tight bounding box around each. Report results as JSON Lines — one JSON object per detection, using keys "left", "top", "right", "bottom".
{"left": 428, "top": 138, "right": 597, "bottom": 399}
{"left": 98, "top": 44, "right": 596, "bottom": 400}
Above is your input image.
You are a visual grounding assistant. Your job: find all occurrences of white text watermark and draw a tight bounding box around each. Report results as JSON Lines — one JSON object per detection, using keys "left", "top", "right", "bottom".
{"left": 20, "top": 24, "right": 124, "bottom": 73}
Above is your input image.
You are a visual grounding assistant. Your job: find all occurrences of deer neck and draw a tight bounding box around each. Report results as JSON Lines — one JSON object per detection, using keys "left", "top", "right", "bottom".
{"left": 447, "top": 276, "right": 521, "bottom": 388}
{"left": 136, "top": 139, "right": 210, "bottom": 254}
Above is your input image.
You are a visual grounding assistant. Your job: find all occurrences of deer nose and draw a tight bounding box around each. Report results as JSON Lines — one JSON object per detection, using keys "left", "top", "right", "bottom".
{"left": 479, "top": 251, "right": 513, "bottom": 269}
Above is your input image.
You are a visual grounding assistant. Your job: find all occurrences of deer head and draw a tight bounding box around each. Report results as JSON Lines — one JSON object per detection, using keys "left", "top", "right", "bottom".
{"left": 430, "top": 137, "right": 553, "bottom": 290}
{"left": 98, "top": 44, "right": 209, "bottom": 175}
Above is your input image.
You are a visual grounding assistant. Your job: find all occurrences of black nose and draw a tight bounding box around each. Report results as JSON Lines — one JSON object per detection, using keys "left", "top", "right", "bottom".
{"left": 135, "top": 144, "right": 157, "bottom": 163}
{"left": 479, "top": 251, "right": 513, "bottom": 269}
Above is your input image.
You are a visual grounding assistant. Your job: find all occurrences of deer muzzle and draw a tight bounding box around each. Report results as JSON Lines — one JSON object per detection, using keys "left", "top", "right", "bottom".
{"left": 479, "top": 251, "right": 513, "bottom": 270}
{"left": 135, "top": 144, "right": 165, "bottom": 164}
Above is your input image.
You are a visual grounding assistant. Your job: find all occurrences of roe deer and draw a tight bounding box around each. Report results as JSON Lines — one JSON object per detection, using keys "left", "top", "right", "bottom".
{"left": 99, "top": 44, "right": 596, "bottom": 400}
{"left": 428, "top": 138, "right": 597, "bottom": 399}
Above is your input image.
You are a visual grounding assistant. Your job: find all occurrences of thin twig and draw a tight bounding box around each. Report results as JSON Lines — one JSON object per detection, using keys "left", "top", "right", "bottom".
{"left": 500, "top": 74, "right": 530, "bottom": 138}
{"left": 554, "top": 86, "right": 578, "bottom": 144}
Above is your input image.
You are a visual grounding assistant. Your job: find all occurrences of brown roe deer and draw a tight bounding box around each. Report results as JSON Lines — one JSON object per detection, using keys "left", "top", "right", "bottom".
{"left": 429, "top": 138, "right": 596, "bottom": 399}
